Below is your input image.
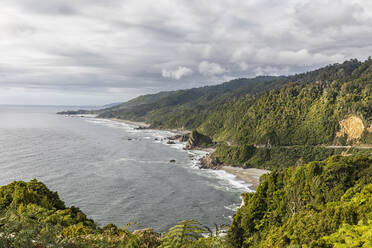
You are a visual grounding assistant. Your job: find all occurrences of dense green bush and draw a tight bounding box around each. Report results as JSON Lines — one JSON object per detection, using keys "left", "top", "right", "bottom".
{"left": 214, "top": 144, "right": 256, "bottom": 166}
{"left": 0, "top": 179, "right": 161, "bottom": 247}
{"left": 227, "top": 154, "right": 372, "bottom": 247}
{"left": 214, "top": 144, "right": 370, "bottom": 170}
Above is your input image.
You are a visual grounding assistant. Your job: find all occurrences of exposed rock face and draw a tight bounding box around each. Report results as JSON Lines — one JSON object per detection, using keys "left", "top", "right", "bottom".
{"left": 199, "top": 153, "right": 223, "bottom": 169}
{"left": 185, "top": 130, "right": 213, "bottom": 150}
{"left": 336, "top": 116, "right": 365, "bottom": 142}
{"left": 168, "top": 134, "right": 189, "bottom": 142}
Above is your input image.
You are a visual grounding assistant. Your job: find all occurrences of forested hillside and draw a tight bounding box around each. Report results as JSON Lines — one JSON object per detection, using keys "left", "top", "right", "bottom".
{"left": 200, "top": 59, "right": 371, "bottom": 168}
{"left": 96, "top": 76, "right": 287, "bottom": 129}
{"left": 199, "top": 60, "right": 372, "bottom": 145}
{"left": 93, "top": 58, "right": 371, "bottom": 136}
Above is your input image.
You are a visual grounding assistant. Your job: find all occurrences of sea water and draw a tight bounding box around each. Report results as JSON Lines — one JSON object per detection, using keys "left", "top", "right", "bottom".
{"left": 0, "top": 105, "right": 253, "bottom": 232}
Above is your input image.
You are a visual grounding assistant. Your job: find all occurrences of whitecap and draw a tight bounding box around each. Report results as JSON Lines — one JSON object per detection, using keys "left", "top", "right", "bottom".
{"left": 224, "top": 203, "right": 240, "bottom": 212}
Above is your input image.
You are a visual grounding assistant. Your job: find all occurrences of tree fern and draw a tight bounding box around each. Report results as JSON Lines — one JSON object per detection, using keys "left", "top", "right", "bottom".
{"left": 160, "top": 220, "right": 206, "bottom": 248}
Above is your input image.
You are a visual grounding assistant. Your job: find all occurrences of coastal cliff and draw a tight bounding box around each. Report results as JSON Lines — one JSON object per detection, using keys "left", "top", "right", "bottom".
{"left": 185, "top": 130, "right": 214, "bottom": 150}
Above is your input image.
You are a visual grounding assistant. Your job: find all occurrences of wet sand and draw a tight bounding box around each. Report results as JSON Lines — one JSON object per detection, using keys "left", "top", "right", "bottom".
{"left": 110, "top": 118, "right": 191, "bottom": 135}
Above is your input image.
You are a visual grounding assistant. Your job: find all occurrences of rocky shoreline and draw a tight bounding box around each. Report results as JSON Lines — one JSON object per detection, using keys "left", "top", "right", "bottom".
{"left": 108, "top": 118, "right": 269, "bottom": 188}
{"left": 165, "top": 131, "right": 269, "bottom": 188}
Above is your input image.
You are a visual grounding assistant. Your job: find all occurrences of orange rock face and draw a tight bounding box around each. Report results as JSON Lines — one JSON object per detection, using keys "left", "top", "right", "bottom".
{"left": 336, "top": 116, "right": 365, "bottom": 142}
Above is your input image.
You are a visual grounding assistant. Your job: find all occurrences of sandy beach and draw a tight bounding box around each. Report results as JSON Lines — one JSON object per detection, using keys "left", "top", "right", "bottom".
{"left": 111, "top": 118, "right": 191, "bottom": 135}
{"left": 221, "top": 167, "right": 270, "bottom": 189}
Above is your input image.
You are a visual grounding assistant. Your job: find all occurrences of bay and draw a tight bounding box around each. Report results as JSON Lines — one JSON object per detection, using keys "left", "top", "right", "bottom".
{"left": 0, "top": 105, "right": 253, "bottom": 232}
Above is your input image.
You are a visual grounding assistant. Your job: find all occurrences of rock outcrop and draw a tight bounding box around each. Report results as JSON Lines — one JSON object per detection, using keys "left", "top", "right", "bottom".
{"left": 336, "top": 115, "right": 365, "bottom": 142}
{"left": 167, "top": 134, "right": 189, "bottom": 142}
{"left": 199, "top": 153, "right": 223, "bottom": 169}
{"left": 185, "top": 130, "right": 213, "bottom": 150}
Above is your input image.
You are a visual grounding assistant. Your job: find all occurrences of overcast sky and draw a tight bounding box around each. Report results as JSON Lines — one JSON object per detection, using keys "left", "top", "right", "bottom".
{"left": 1, "top": 0, "right": 372, "bottom": 105}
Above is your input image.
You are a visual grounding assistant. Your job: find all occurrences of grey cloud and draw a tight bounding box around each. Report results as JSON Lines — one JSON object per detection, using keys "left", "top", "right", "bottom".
{"left": 0, "top": 0, "right": 371, "bottom": 105}
{"left": 198, "top": 61, "right": 226, "bottom": 76}
{"left": 294, "top": 0, "right": 363, "bottom": 31}
{"left": 14, "top": 0, "right": 78, "bottom": 15}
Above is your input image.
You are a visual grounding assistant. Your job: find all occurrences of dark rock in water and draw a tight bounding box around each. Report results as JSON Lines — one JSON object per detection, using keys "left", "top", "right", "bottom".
{"left": 167, "top": 140, "right": 175, "bottom": 144}
{"left": 199, "top": 153, "right": 223, "bottom": 169}
{"left": 185, "top": 130, "right": 213, "bottom": 150}
{"left": 135, "top": 126, "right": 148, "bottom": 130}
{"left": 168, "top": 134, "right": 182, "bottom": 140}
{"left": 169, "top": 159, "right": 176, "bottom": 163}
{"left": 128, "top": 138, "right": 133, "bottom": 141}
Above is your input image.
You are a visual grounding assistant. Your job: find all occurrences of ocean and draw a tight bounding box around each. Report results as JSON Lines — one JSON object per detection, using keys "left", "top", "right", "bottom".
{"left": 0, "top": 105, "right": 254, "bottom": 232}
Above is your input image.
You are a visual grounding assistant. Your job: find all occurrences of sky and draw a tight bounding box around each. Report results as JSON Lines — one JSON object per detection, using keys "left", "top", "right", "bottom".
{"left": 1, "top": 0, "right": 372, "bottom": 105}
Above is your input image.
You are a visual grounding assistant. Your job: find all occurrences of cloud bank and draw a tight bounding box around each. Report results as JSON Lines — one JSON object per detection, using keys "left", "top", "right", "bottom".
{"left": 1, "top": 0, "right": 371, "bottom": 104}
{"left": 162, "top": 67, "right": 193, "bottom": 79}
